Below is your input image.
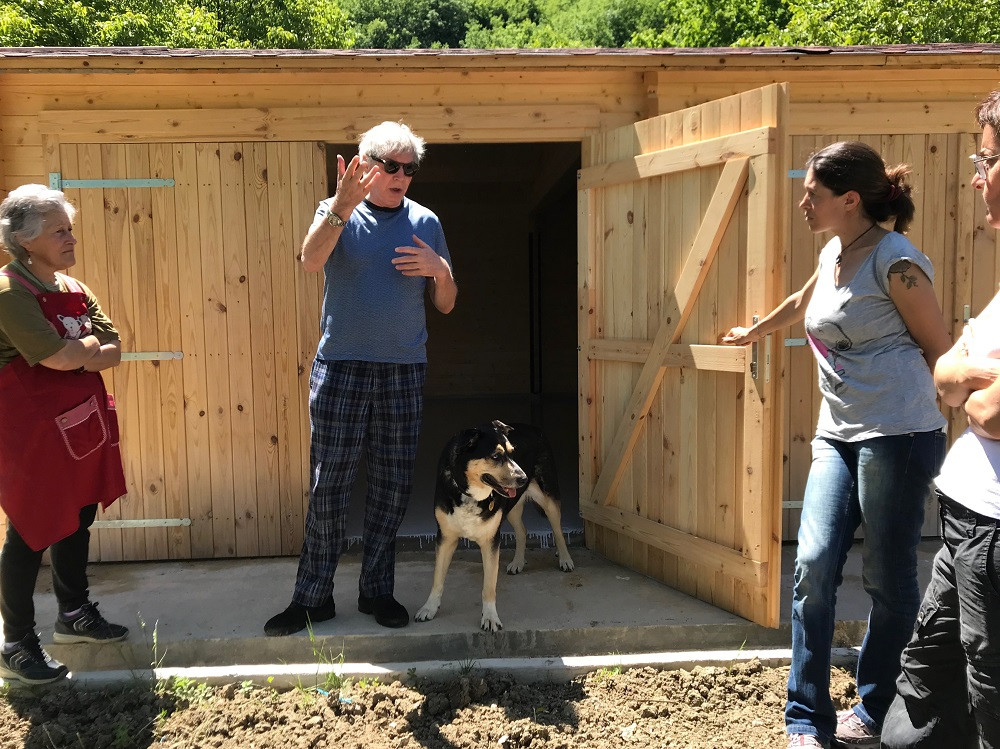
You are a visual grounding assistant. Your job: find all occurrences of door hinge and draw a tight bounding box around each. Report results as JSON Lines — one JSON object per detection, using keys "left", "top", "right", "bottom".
{"left": 49, "top": 173, "right": 175, "bottom": 191}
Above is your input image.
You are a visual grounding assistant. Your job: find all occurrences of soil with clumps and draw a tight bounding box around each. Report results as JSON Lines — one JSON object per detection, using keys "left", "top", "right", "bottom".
{"left": 0, "top": 659, "right": 857, "bottom": 748}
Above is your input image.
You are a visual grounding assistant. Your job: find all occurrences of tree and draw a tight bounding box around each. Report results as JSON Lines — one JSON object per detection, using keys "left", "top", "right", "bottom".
{"left": 630, "top": 0, "right": 790, "bottom": 48}
{"left": 0, "top": 0, "right": 354, "bottom": 48}
{"left": 756, "top": 0, "right": 1000, "bottom": 46}
{"left": 343, "top": 0, "right": 470, "bottom": 48}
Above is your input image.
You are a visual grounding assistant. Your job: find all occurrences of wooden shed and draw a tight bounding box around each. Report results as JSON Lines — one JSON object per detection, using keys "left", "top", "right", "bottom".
{"left": 1, "top": 44, "right": 998, "bottom": 628}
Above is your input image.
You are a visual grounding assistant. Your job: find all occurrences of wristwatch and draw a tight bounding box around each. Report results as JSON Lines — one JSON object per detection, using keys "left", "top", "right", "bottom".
{"left": 326, "top": 210, "right": 347, "bottom": 228}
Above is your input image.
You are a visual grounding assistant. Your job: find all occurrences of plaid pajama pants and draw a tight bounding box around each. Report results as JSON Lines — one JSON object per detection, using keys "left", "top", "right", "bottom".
{"left": 293, "top": 358, "right": 426, "bottom": 607}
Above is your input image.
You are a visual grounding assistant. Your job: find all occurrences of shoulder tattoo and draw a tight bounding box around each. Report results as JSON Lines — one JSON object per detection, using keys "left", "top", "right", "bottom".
{"left": 888, "top": 259, "right": 918, "bottom": 289}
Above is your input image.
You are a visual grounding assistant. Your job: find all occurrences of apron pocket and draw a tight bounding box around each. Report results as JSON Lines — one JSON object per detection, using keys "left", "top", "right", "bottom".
{"left": 56, "top": 394, "right": 107, "bottom": 460}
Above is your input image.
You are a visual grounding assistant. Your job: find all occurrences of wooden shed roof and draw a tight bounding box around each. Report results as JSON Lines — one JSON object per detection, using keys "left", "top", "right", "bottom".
{"left": 0, "top": 43, "right": 999, "bottom": 70}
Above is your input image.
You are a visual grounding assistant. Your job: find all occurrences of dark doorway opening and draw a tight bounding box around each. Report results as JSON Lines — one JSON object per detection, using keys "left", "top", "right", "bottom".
{"left": 323, "top": 141, "right": 582, "bottom": 548}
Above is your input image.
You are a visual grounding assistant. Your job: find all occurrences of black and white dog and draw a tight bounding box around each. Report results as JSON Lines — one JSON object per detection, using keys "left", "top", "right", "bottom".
{"left": 414, "top": 420, "right": 575, "bottom": 631}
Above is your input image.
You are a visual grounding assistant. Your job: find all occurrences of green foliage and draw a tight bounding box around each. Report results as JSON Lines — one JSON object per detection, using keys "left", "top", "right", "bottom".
{"left": 630, "top": 0, "right": 790, "bottom": 48}
{"left": 547, "top": 0, "right": 659, "bottom": 47}
{"left": 0, "top": 0, "right": 997, "bottom": 49}
{"left": 344, "top": 0, "right": 471, "bottom": 48}
{"left": 757, "top": 0, "right": 1000, "bottom": 46}
{"left": 0, "top": 0, "right": 353, "bottom": 47}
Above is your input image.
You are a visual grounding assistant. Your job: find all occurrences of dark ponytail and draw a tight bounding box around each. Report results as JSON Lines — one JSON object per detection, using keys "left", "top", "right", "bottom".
{"left": 807, "top": 141, "right": 915, "bottom": 234}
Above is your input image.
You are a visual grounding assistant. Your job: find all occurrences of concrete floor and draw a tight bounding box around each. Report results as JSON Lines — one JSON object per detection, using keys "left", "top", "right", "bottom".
{"left": 12, "top": 538, "right": 942, "bottom": 677}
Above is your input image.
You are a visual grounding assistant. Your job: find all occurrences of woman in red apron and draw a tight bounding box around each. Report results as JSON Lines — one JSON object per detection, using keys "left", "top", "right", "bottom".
{"left": 0, "top": 184, "right": 129, "bottom": 685}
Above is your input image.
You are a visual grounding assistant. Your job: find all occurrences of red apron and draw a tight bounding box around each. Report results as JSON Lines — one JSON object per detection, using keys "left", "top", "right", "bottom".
{"left": 0, "top": 268, "right": 126, "bottom": 551}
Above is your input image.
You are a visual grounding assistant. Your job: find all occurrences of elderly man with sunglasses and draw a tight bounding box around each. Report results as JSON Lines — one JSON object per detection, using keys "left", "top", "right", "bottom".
{"left": 881, "top": 90, "right": 1000, "bottom": 749}
{"left": 265, "top": 121, "right": 457, "bottom": 636}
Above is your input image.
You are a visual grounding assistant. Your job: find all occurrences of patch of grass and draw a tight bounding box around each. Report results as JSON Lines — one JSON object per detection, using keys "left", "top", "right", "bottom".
{"left": 592, "top": 665, "right": 622, "bottom": 682}
{"left": 161, "top": 675, "right": 213, "bottom": 706}
{"left": 294, "top": 623, "right": 351, "bottom": 700}
{"left": 457, "top": 657, "right": 478, "bottom": 676}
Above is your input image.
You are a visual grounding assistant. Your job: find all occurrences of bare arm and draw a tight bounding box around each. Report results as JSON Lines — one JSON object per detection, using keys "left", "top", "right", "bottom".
{"left": 887, "top": 259, "right": 952, "bottom": 371}
{"left": 720, "top": 266, "right": 820, "bottom": 345}
{"left": 965, "top": 378, "right": 1000, "bottom": 439}
{"left": 300, "top": 154, "right": 379, "bottom": 274}
{"left": 81, "top": 339, "right": 122, "bottom": 372}
{"left": 392, "top": 235, "right": 458, "bottom": 314}
{"left": 39, "top": 335, "right": 101, "bottom": 371}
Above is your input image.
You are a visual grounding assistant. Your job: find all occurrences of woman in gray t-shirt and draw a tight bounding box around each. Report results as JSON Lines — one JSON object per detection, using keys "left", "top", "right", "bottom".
{"left": 722, "top": 141, "right": 951, "bottom": 749}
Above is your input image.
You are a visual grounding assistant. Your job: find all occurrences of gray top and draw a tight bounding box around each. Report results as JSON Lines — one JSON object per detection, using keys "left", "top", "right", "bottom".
{"left": 804, "top": 231, "right": 946, "bottom": 441}
{"left": 316, "top": 197, "right": 451, "bottom": 364}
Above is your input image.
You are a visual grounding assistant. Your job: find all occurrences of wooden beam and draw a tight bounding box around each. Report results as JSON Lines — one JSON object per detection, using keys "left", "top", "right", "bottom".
{"left": 590, "top": 156, "right": 749, "bottom": 508}
{"left": 577, "top": 127, "right": 773, "bottom": 190}
{"left": 38, "top": 104, "right": 611, "bottom": 143}
{"left": 789, "top": 102, "right": 975, "bottom": 135}
{"left": 580, "top": 504, "right": 766, "bottom": 586}
{"left": 588, "top": 340, "right": 746, "bottom": 372}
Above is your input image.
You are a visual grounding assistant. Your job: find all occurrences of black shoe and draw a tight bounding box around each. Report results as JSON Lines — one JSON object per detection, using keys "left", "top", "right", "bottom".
{"left": 264, "top": 597, "right": 336, "bottom": 637}
{"left": 53, "top": 602, "right": 129, "bottom": 644}
{"left": 358, "top": 594, "right": 409, "bottom": 628}
{"left": 0, "top": 633, "right": 68, "bottom": 685}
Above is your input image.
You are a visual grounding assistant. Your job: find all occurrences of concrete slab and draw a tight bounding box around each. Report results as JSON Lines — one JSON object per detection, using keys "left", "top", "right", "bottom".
{"left": 8, "top": 539, "right": 941, "bottom": 676}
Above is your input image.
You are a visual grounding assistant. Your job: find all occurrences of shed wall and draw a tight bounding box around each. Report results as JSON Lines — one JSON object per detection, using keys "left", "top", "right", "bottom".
{"left": 0, "top": 54, "right": 997, "bottom": 554}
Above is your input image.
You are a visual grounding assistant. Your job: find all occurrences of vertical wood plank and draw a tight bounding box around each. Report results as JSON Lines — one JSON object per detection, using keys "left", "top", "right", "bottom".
{"left": 196, "top": 142, "right": 236, "bottom": 557}
{"left": 102, "top": 143, "right": 141, "bottom": 561}
{"left": 267, "top": 141, "right": 305, "bottom": 555}
{"left": 125, "top": 144, "right": 168, "bottom": 559}
{"left": 173, "top": 142, "right": 214, "bottom": 557}
{"left": 220, "top": 141, "right": 258, "bottom": 557}
{"left": 246, "top": 141, "right": 282, "bottom": 556}
{"left": 149, "top": 142, "right": 191, "bottom": 559}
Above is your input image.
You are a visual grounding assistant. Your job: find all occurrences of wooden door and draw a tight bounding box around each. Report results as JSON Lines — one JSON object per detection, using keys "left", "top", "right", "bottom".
{"left": 32, "top": 141, "right": 328, "bottom": 561}
{"left": 577, "top": 84, "right": 787, "bottom": 627}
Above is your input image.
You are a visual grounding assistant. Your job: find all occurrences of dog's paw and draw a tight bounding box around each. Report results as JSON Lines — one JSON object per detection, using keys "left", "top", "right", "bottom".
{"left": 480, "top": 603, "right": 503, "bottom": 632}
{"left": 505, "top": 557, "right": 525, "bottom": 575}
{"left": 414, "top": 602, "right": 439, "bottom": 622}
{"left": 480, "top": 613, "right": 503, "bottom": 632}
{"left": 558, "top": 554, "right": 575, "bottom": 572}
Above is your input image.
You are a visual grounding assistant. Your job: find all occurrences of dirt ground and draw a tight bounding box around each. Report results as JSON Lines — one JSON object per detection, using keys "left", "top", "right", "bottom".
{"left": 0, "top": 659, "right": 858, "bottom": 749}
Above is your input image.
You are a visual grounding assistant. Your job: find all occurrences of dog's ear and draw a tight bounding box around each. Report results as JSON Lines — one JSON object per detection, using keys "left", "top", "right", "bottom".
{"left": 457, "top": 428, "right": 480, "bottom": 453}
{"left": 491, "top": 420, "right": 511, "bottom": 437}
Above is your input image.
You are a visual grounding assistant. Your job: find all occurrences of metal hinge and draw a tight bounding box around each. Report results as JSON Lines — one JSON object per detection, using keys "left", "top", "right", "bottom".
{"left": 49, "top": 173, "right": 175, "bottom": 191}
{"left": 121, "top": 351, "right": 184, "bottom": 362}
{"left": 92, "top": 518, "right": 192, "bottom": 529}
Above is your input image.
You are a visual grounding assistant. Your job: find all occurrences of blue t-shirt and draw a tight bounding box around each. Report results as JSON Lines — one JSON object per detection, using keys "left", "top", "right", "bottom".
{"left": 315, "top": 197, "right": 451, "bottom": 364}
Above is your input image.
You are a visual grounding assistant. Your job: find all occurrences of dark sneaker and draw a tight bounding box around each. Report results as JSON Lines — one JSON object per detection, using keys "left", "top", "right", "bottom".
{"left": 53, "top": 602, "right": 129, "bottom": 644}
{"left": 264, "top": 597, "right": 336, "bottom": 637}
{"left": 834, "top": 709, "right": 880, "bottom": 748}
{"left": 358, "top": 594, "right": 409, "bottom": 628}
{"left": 0, "top": 633, "right": 68, "bottom": 685}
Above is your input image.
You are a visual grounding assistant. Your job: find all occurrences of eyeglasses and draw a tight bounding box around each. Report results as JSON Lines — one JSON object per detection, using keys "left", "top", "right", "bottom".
{"left": 369, "top": 154, "right": 419, "bottom": 177}
{"left": 970, "top": 152, "right": 1000, "bottom": 180}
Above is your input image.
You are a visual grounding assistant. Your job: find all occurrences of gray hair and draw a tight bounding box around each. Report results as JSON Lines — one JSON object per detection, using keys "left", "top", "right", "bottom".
{"left": 0, "top": 184, "right": 76, "bottom": 263}
{"left": 358, "top": 121, "right": 426, "bottom": 164}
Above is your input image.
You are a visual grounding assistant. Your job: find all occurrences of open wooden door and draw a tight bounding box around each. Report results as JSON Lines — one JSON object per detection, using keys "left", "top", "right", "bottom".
{"left": 577, "top": 84, "right": 787, "bottom": 627}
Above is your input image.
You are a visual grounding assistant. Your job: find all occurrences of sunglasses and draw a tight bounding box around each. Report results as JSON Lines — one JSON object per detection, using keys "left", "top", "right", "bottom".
{"left": 369, "top": 154, "right": 419, "bottom": 177}
{"left": 970, "top": 152, "right": 1000, "bottom": 180}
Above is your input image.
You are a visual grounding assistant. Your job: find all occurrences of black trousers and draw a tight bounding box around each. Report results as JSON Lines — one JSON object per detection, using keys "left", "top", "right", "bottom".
{"left": 0, "top": 504, "right": 96, "bottom": 642}
{"left": 882, "top": 493, "right": 1000, "bottom": 748}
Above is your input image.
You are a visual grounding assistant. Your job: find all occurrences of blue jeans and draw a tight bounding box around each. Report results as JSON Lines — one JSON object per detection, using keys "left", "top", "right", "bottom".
{"left": 882, "top": 493, "right": 1000, "bottom": 749}
{"left": 785, "top": 430, "right": 946, "bottom": 743}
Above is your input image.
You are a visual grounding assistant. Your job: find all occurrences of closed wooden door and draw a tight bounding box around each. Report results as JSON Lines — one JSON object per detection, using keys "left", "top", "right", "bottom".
{"left": 28, "top": 141, "right": 328, "bottom": 561}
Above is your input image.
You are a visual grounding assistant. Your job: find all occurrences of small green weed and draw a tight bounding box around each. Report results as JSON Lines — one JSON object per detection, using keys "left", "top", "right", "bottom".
{"left": 593, "top": 665, "right": 623, "bottom": 682}
{"left": 457, "top": 657, "right": 478, "bottom": 676}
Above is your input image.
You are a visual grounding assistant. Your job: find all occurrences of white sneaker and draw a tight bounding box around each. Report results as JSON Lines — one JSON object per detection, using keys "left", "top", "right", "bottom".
{"left": 788, "top": 734, "right": 827, "bottom": 748}
{"left": 834, "top": 709, "right": 880, "bottom": 747}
